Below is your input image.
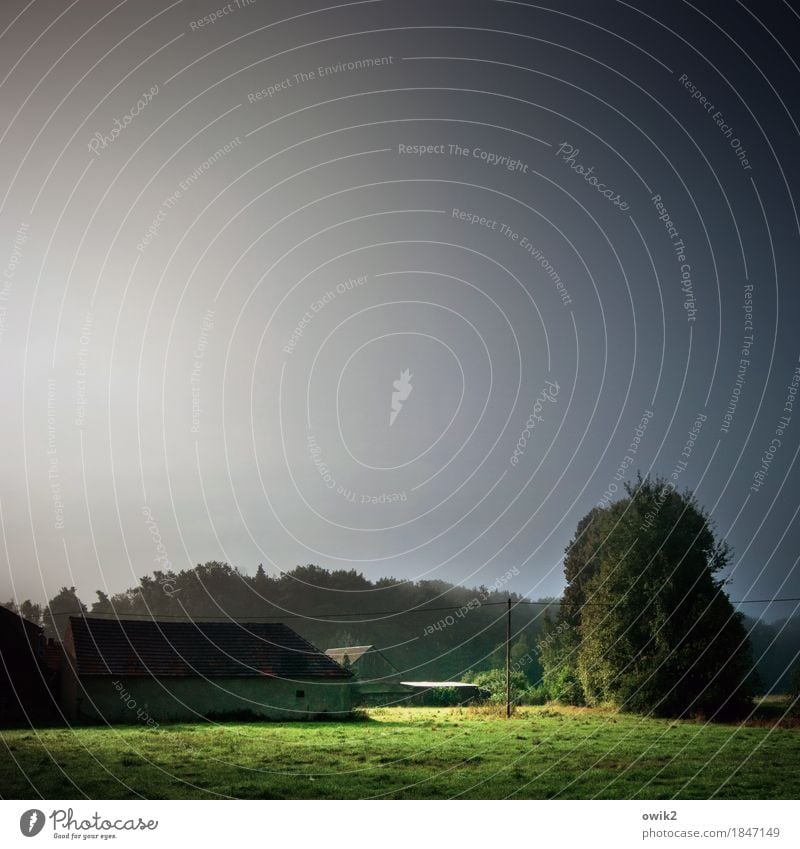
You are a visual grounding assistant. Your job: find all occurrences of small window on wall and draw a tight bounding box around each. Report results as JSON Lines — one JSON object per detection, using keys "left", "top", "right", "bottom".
{"left": 295, "top": 690, "right": 305, "bottom": 699}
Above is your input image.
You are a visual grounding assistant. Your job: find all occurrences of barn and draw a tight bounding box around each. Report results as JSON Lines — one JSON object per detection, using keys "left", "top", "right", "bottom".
{"left": 325, "top": 644, "right": 410, "bottom": 706}
{"left": 0, "top": 606, "right": 58, "bottom": 725}
{"left": 61, "top": 617, "right": 353, "bottom": 723}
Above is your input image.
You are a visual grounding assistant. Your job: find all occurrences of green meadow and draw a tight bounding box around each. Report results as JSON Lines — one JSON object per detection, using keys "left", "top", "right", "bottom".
{"left": 1, "top": 704, "right": 797, "bottom": 800}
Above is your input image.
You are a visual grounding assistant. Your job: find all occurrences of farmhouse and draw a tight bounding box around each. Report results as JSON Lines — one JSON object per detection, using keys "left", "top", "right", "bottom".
{"left": 62, "top": 617, "right": 352, "bottom": 723}
{"left": 325, "top": 644, "right": 410, "bottom": 706}
{"left": 0, "top": 606, "right": 58, "bottom": 724}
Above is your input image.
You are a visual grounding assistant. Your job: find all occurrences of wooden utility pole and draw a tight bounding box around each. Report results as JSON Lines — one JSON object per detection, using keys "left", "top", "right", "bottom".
{"left": 505, "top": 596, "right": 511, "bottom": 718}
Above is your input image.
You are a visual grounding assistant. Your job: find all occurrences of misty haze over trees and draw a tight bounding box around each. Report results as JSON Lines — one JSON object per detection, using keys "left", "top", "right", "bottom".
{"left": 4, "top": 563, "right": 551, "bottom": 685}
{"left": 4, "top": 478, "right": 799, "bottom": 716}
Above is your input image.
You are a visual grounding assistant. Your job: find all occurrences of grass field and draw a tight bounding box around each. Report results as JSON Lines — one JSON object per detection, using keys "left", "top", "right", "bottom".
{"left": 1, "top": 704, "right": 798, "bottom": 799}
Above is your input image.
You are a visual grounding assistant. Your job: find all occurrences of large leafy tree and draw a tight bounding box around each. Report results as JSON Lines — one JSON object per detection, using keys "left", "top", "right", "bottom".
{"left": 546, "top": 477, "right": 754, "bottom": 718}
{"left": 538, "top": 608, "right": 583, "bottom": 704}
{"left": 539, "top": 500, "right": 627, "bottom": 704}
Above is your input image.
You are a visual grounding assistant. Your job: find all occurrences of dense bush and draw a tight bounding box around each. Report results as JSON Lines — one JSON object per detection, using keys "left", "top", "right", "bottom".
{"left": 463, "top": 668, "right": 545, "bottom": 706}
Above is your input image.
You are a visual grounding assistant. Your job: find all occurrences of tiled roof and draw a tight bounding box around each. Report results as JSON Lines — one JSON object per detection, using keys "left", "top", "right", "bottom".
{"left": 68, "top": 617, "right": 353, "bottom": 680}
{"left": 0, "top": 605, "right": 43, "bottom": 635}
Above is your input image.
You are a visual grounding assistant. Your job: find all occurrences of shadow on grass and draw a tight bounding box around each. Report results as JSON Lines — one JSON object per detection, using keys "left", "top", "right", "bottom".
{"left": 0, "top": 708, "right": 373, "bottom": 731}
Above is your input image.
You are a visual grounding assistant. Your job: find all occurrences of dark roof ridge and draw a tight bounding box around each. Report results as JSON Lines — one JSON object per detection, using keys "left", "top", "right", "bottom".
{"left": 67, "top": 615, "right": 352, "bottom": 680}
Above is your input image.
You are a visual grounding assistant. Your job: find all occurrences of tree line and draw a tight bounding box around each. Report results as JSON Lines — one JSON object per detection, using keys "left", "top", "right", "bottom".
{"left": 4, "top": 563, "right": 554, "bottom": 685}
{"left": 5, "top": 476, "right": 799, "bottom": 718}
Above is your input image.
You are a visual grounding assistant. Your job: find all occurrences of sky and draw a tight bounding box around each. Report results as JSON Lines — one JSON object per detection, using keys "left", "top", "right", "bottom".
{"left": 0, "top": 0, "right": 799, "bottom": 621}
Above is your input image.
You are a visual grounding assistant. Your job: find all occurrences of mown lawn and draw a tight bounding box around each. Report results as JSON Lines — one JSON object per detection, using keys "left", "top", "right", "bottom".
{"left": 1, "top": 705, "right": 797, "bottom": 799}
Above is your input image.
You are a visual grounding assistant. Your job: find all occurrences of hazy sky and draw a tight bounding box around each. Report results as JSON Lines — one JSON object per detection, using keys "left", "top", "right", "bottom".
{"left": 1, "top": 0, "right": 799, "bottom": 621}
